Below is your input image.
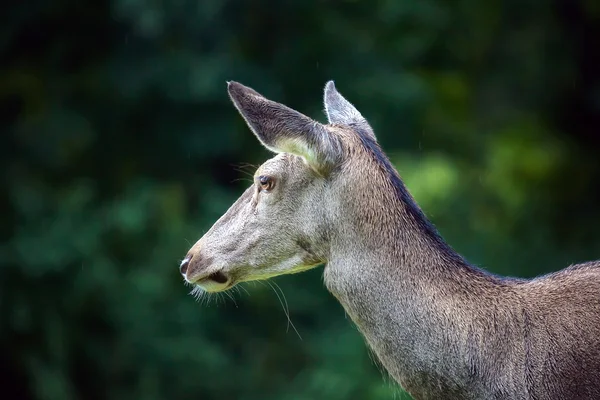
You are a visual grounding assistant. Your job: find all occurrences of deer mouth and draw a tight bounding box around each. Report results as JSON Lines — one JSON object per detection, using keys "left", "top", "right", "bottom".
{"left": 192, "top": 271, "right": 233, "bottom": 292}
{"left": 207, "top": 271, "right": 228, "bottom": 284}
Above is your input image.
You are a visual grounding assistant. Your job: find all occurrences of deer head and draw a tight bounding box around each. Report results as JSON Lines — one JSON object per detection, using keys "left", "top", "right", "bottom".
{"left": 179, "top": 80, "right": 388, "bottom": 292}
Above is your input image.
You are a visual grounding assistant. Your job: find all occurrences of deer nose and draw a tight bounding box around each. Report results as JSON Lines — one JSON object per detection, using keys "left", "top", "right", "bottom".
{"left": 180, "top": 256, "right": 191, "bottom": 276}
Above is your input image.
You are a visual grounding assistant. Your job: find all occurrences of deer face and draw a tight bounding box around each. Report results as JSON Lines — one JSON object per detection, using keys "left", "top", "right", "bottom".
{"left": 180, "top": 152, "right": 331, "bottom": 292}
{"left": 180, "top": 81, "right": 374, "bottom": 292}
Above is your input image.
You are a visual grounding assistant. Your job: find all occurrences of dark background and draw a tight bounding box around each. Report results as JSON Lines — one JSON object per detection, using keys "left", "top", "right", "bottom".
{"left": 1, "top": 0, "right": 599, "bottom": 399}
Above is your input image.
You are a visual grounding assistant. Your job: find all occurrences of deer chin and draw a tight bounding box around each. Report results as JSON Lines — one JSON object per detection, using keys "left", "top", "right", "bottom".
{"left": 238, "top": 256, "right": 323, "bottom": 283}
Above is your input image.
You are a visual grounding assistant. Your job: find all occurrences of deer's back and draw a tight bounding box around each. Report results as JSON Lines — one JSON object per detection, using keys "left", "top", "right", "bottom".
{"left": 389, "top": 261, "right": 600, "bottom": 400}
{"left": 517, "top": 260, "right": 600, "bottom": 399}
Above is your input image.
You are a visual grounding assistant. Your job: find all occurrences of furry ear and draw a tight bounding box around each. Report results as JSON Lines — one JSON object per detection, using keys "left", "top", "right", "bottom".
{"left": 323, "top": 81, "right": 375, "bottom": 140}
{"left": 228, "top": 81, "right": 341, "bottom": 173}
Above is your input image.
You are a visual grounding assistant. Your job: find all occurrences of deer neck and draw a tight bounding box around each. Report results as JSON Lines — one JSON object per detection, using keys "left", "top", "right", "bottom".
{"left": 323, "top": 199, "right": 478, "bottom": 310}
{"left": 322, "top": 183, "right": 509, "bottom": 398}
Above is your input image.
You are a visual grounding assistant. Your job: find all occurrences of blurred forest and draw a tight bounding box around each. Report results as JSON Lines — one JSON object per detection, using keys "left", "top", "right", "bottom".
{"left": 1, "top": 0, "right": 599, "bottom": 399}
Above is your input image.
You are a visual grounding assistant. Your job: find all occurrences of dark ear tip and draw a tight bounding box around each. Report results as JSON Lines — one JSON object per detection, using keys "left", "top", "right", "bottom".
{"left": 227, "top": 81, "right": 264, "bottom": 102}
{"left": 227, "top": 81, "right": 243, "bottom": 94}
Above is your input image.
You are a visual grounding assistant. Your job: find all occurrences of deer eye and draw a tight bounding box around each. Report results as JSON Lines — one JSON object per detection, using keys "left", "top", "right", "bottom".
{"left": 258, "top": 175, "right": 274, "bottom": 191}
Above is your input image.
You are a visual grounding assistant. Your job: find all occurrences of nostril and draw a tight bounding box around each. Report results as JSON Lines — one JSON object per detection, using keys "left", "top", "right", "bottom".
{"left": 180, "top": 257, "right": 191, "bottom": 275}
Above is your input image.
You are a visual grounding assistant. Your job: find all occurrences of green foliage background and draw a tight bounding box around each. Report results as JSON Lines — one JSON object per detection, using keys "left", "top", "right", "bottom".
{"left": 1, "top": 0, "right": 599, "bottom": 399}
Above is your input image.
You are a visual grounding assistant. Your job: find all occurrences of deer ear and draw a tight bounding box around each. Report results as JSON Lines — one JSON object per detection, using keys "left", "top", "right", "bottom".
{"left": 227, "top": 81, "right": 341, "bottom": 173}
{"left": 323, "top": 81, "right": 375, "bottom": 140}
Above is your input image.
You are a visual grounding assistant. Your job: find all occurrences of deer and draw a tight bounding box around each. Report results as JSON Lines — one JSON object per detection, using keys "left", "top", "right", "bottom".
{"left": 179, "top": 80, "right": 600, "bottom": 400}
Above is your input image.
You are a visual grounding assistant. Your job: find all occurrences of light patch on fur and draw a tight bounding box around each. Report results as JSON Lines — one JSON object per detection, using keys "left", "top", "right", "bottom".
{"left": 240, "top": 255, "right": 322, "bottom": 284}
{"left": 277, "top": 137, "right": 319, "bottom": 169}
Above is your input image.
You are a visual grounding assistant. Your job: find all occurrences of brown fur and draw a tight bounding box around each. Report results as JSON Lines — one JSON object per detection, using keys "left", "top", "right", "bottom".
{"left": 180, "top": 81, "right": 600, "bottom": 400}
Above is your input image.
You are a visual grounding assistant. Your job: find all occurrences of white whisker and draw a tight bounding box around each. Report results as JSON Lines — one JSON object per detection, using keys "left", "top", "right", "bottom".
{"left": 267, "top": 281, "right": 302, "bottom": 340}
{"left": 239, "top": 284, "right": 251, "bottom": 297}
{"left": 224, "top": 290, "right": 238, "bottom": 307}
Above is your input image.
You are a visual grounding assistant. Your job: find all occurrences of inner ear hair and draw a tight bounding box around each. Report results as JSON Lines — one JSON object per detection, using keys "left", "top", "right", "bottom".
{"left": 228, "top": 81, "right": 342, "bottom": 174}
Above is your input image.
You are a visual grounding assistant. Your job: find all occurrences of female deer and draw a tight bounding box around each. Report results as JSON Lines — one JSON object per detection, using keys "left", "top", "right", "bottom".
{"left": 179, "top": 81, "right": 600, "bottom": 400}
